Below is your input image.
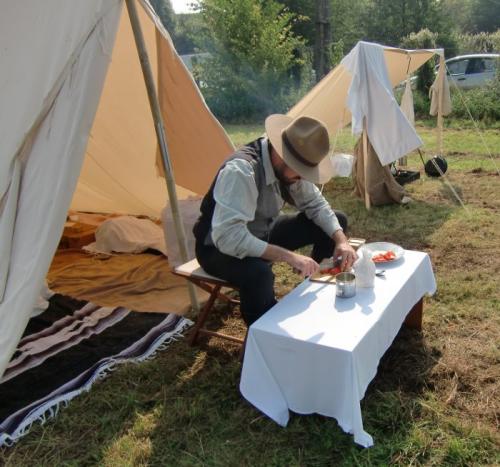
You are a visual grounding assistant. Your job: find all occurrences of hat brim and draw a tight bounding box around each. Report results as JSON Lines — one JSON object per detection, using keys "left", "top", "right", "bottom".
{"left": 265, "top": 114, "right": 334, "bottom": 185}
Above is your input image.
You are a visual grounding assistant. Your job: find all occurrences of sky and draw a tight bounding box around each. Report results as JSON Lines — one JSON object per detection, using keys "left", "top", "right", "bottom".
{"left": 171, "top": 0, "right": 198, "bottom": 14}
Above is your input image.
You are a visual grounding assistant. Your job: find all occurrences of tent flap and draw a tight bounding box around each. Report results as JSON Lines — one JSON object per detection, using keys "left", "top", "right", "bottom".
{"left": 72, "top": 0, "right": 234, "bottom": 217}
{"left": 0, "top": 0, "right": 123, "bottom": 378}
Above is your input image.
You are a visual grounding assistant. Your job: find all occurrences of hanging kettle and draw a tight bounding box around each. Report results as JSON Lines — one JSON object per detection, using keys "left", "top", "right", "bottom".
{"left": 424, "top": 155, "right": 448, "bottom": 177}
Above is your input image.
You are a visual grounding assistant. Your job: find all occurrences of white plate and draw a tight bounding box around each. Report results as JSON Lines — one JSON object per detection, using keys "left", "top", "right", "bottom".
{"left": 358, "top": 242, "right": 404, "bottom": 263}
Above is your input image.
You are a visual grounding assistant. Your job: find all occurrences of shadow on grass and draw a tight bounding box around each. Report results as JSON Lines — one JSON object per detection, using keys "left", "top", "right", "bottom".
{"left": 0, "top": 295, "right": 444, "bottom": 463}
{"left": 323, "top": 178, "right": 457, "bottom": 251}
{"left": 1, "top": 186, "right": 465, "bottom": 465}
{"left": 138, "top": 308, "right": 442, "bottom": 466}
{"left": 140, "top": 186, "right": 457, "bottom": 464}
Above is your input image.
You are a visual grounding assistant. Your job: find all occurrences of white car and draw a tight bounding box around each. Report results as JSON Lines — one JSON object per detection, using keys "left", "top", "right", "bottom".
{"left": 396, "top": 53, "right": 499, "bottom": 91}
{"left": 438, "top": 54, "right": 499, "bottom": 89}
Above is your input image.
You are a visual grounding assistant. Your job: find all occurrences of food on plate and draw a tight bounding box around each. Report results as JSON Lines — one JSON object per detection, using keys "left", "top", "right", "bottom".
{"left": 372, "top": 250, "right": 396, "bottom": 262}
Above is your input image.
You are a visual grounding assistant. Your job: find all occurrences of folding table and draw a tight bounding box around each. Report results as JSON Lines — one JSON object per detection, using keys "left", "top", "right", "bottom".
{"left": 240, "top": 250, "right": 436, "bottom": 447}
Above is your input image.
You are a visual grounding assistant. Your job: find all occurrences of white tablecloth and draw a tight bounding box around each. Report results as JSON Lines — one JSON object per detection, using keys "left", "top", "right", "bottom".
{"left": 240, "top": 250, "right": 436, "bottom": 447}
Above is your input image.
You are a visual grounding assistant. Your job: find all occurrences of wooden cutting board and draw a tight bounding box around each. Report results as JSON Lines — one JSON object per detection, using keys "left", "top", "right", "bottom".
{"left": 309, "top": 272, "right": 337, "bottom": 284}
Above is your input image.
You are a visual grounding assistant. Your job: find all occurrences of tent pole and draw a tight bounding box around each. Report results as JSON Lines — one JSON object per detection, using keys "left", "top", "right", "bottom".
{"left": 362, "top": 118, "right": 371, "bottom": 210}
{"left": 437, "top": 54, "right": 445, "bottom": 156}
{"left": 125, "top": 0, "right": 199, "bottom": 312}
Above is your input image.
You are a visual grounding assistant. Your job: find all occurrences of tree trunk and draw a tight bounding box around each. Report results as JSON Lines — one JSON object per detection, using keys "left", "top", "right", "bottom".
{"left": 314, "top": 0, "right": 332, "bottom": 82}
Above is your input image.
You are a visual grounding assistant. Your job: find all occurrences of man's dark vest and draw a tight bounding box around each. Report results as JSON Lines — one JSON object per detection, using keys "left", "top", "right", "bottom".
{"left": 193, "top": 138, "right": 293, "bottom": 245}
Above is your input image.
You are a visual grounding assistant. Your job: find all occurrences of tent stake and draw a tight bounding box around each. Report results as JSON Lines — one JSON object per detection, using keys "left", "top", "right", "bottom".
{"left": 125, "top": 0, "right": 199, "bottom": 312}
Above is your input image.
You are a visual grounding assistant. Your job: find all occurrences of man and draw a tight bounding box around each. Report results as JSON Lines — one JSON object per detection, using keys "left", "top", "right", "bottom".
{"left": 193, "top": 114, "right": 357, "bottom": 326}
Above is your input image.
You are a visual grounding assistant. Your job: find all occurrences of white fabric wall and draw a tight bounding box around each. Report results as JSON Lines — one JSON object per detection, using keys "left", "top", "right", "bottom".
{"left": 0, "top": 0, "right": 234, "bottom": 378}
{"left": 0, "top": 0, "right": 123, "bottom": 377}
{"left": 341, "top": 41, "right": 422, "bottom": 165}
{"left": 288, "top": 42, "right": 442, "bottom": 164}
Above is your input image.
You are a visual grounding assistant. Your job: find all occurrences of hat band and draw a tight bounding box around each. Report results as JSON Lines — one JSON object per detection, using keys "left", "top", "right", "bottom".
{"left": 282, "top": 131, "right": 317, "bottom": 168}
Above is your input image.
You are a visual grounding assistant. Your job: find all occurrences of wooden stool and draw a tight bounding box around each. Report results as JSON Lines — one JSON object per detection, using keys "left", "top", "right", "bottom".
{"left": 173, "top": 259, "right": 245, "bottom": 347}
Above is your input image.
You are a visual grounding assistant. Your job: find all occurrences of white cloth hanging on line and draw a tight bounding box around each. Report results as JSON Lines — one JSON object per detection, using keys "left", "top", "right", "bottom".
{"left": 341, "top": 42, "right": 423, "bottom": 166}
{"left": 429, "top": 64, "right": 452, "bottom": 117}
{"left": 400, "top": 76, "right": 415, "bottom": 125}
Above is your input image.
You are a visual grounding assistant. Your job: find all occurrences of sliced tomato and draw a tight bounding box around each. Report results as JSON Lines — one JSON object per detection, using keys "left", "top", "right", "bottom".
{"left": 372, "top": 250, "right": 396, "bottom": 262}
{"left": 329, "top": 266, "right": 341, "bottom": 275}
{"left": 319, "top": 266, "right": 342, "bottom": 275}
{"left": 384, "top": 250, "right": 396, "bottom": 260}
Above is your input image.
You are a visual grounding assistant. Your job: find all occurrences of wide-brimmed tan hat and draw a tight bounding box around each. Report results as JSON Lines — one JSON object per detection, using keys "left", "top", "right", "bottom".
{"left": 265, "top": 114, "right": 334, "bottom": 184}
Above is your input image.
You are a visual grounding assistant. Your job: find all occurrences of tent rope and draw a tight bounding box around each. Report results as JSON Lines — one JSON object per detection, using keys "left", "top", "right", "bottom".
{"left": 419, "top": 149, "right": 470, "bottom": 214}
{"left": 444, "top": 63, "right": 499, "bottom": 176}
{"left": 431, "top": 157, "right": 470, "bottom": 214}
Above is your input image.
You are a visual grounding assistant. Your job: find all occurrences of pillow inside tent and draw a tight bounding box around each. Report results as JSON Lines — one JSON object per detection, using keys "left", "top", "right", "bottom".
{"left": 84, "top": 216, "right": 167, "bottom": 256}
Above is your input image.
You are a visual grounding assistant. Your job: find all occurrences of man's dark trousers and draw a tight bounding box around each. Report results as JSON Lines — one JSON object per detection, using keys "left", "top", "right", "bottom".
{"left": 195, "top": 211, "right": 348, "bottom": 326}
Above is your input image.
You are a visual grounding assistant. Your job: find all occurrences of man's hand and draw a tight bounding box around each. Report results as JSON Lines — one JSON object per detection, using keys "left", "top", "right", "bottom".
{"left": 334, "top": 242, "right": 357, "bottom": 271}
{"left": 332, "top": 229, "right": 358, "bottom": 271}
{"left": 261, "top": 244, "right": 319, "bottom": 277}
{"left": 287, "top": 252, "right": 320, "bottom": 277}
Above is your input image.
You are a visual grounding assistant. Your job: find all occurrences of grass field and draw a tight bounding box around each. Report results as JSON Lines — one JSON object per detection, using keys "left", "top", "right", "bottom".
{"left": 1, "top": 122, "right": 499, "bottom": 466}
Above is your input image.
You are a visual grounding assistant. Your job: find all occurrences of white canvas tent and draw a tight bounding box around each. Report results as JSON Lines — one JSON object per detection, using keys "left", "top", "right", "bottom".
{"left": 288, "top": 41, "right": 447, "bottom": 207}
{"left": 0, "top": 0, "right": 234, "bottom": 378}
{"left": 289, "top": 40, "right": 446, "bottom": 150}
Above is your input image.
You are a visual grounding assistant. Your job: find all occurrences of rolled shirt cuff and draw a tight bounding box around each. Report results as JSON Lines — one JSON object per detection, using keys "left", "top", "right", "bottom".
{"left": 319, "top": 214, "right": 342, "bottom": 239}
{"left": 213, "top": 230, "right": 269, "bottom": 259}
{"left": 242, "top": 236, "right": 268, "bottom": 259}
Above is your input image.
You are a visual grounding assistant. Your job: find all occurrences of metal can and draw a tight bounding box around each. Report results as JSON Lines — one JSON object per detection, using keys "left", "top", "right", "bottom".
{"left": 335, "top": 272, "right": 356, "bottom": 298}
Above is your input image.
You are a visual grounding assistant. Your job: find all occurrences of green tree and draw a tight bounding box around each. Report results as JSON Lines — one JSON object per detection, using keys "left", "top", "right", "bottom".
{"left": 150, "top": 1, "right": 207, "bottom": 55}
{"left": 364, "top": 0, "right": 448, "bottom": 46}
{"left": 441, "top": 0, "right": 475, "bottom": 32}
{"left": 470, "top": 0, "right": 500, "bottom": 33}
{"left": 401, "top": 29, "right": 437, "bottom": 95}
{"left": 330, "top": 0, "right": 368, "bottom": 52}
{"left": 281, "top": 0, "right": 368, "bottom": 73}
{"left": 174, "top": 13, "right": 206, "bottom": 54}
{"left": 280, "top": 0, "right": 315, "bottom": 45}
{"left": 455, "top": 30, "right": 500, "bottom": 54}
{"left": 314, "top": 0, "right": 332, "bottom": 81}
{"left": 150, "top": 0, "right": 177, "bottom": 33}
{"left": 196, "top": 0, "right": 312, "bottom": 121}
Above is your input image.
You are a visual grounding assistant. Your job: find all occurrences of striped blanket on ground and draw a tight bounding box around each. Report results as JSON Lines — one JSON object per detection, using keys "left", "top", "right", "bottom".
{"left": 0, "top": 294, "right": 192, "bottom": 447}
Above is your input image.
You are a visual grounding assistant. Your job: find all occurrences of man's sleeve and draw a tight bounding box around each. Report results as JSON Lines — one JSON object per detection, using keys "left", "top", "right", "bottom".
{"left": 288, "top": 180, "right": 342, "bottom": 237}
{"left": 211, "top": 160, "right": 268, "bottom": 259}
